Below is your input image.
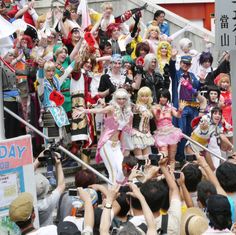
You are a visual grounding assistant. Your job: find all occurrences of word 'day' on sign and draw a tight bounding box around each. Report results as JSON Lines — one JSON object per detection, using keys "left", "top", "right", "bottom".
{"left": 0, "top": 135, "right": 33, "bottom": 170}
{"left": 215, "top": 0, "right": 236, "bottom": 50}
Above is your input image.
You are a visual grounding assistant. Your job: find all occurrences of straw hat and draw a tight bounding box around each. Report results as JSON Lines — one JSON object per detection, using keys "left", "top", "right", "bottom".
{"left": 181, "top": 207, "right": 208, "bottom": 235}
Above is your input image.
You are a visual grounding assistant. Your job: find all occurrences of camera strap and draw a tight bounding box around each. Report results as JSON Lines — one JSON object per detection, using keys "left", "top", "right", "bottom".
{"left": 54, "top": 191, "right": 67, "bottom": 225}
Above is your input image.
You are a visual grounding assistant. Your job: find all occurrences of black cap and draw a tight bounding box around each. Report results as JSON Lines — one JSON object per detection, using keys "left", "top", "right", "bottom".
{"left": 57, "top": 221, "right": 81, "bottom": 235}
{"left": 24, "top": 24, "right": 38, "bottom": 41}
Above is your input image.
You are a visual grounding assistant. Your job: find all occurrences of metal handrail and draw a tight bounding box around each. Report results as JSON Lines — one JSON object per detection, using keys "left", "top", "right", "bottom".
{"left": 3, "top": 106, "right": 114, "bottom": 185}
{"left": 4, "top": 106, "right": 226, "bottom": 186}
{"left": 182, "top": 133, "right": 226, "bottom": 162}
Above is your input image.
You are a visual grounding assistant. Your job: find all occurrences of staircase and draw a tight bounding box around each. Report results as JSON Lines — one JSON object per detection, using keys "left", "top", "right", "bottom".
{"left": 34, "top": 0, "right": 219, "bottom": 186}
{"left": 35, "top": 0, "right": 218, "bottom": 65}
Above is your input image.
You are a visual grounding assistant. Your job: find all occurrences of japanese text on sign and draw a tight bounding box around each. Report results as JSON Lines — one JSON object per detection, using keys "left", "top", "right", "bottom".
{"left": 216, "top": 0, "right": 236, "bottom": 50}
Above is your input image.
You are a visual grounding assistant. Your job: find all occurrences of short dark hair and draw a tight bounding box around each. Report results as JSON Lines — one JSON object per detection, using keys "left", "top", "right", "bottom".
{"left": 182, "top": 163, "right": 202, "bottom": 192}
{"left": 135, "top": 42, "right": 150, "bottom": 57}
{"left": 207, "top": 85, "right": 221, "bottom": 101}
{"left": 75, "top": 169, "right": 97, "bottom": 188}
{"left": 140, "top": 180, "right": 166, "bottom": 212}
{"left": 197, "top": 180, "right": 217, "bottom": 207}
{"left": 207, "top": 194, "right": 232, "bottom": 230}
{"left": 210, "top": 106, "right": 222, "bottom": 119}
{"left": 154, "top": 10, "right": 165, "bottom": 20}
{"left": 116, "top": 186, "right": 130, "bottom": 217}
{"left": 216, "top": 162, "right": 236, "bottom": 192}
{"left": 157, "top": 89, "right": 171, "bottom": 103}
{"left": 199, "top": 51, "right": 213, "bottom": 65}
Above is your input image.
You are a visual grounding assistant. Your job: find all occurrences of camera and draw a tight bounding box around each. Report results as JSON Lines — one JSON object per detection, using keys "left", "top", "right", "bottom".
{"left": 69, "top": 189, "right": 78, "bottom": 196}
{"left": 38, "top": 144, "right": 59, "bottom": 165}
{"left": 185, "top": 154, "right": 197, "bottom": 162}
{"left": 174, "top": 172, "right": 181, "bottom": 179}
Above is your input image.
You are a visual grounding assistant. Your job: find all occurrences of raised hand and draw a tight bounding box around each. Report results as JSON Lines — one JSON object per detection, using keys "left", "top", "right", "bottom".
{"left": 171, "top": 47, "right": 178, "bottom": 59}
{"left": 54, "top": 7, "right": 63, "bottom": 21}
{"left": 178, "top": 100, "right": 187, "bottom": 111}
{"left": 106, "top": 184, "right": 120, "bottom": 203}
{"left": 127, "top": 182, "right": 143, "bottom": 200}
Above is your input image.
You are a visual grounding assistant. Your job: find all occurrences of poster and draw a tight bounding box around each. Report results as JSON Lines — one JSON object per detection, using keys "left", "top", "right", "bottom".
{"left": 0, "top": 135, "right": 37, "bottom": 219}
{"left": 0, "top": 167, "right": 25, "bottom": 212}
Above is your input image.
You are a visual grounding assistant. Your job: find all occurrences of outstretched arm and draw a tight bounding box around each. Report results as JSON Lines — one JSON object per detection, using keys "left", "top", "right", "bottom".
{"left": 128, "top": 183, "right": 156, "bottom": 235}
{"left": 196, "top": 153, "right": 227, "bottom": 196}
{"left": 72, "top": 105, "right": 113, "bottom": 119}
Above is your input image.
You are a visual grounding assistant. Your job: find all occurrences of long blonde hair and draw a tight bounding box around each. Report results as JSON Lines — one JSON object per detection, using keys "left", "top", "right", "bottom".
{"left": 136, "top": 87, "right": 153, "bottom": 109}
{"left": 157, "top": 41, "right": 172, "bottom": 74}
{"left": 110, "top": 89, "right": 132, "bottom": 123}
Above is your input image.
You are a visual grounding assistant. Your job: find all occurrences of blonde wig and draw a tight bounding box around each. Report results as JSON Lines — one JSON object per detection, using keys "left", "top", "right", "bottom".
{"left": 143, "top": 53, "right": 158, "bottom": 72}
{"left": 110, "top": 88, "right": 132, "bottom": 123}
{"left": 145, "top": 25, "right": 160, "bottom": 39}
{"left": 54, "top": 46, "right": 68, "bottom": 58}
{"left": 136, "top": 86, "right": 153, "bottom": 109}
{"left": 36, "top": 14, "right": 46, "bottom": 30}
{"left": 157, "top": 41, "right": 172, "bottom": 74}
{"left": 101, "top": 2, "right": 113, "bottom": 11}
{"left": 218, "top": 74, "right": 231, "bottom": 91}
{"left": 44, "top": 61, "right": 55, "bottom": 71}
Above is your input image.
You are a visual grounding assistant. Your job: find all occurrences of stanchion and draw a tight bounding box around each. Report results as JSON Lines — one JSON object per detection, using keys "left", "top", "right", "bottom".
{"left": 3, "top": 106, "right": 114, "bottom": 185}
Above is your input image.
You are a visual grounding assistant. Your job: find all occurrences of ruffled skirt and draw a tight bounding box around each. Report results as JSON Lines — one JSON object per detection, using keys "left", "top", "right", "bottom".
{"left": 131, "top": 129, "right": 155, "bottom": 149}
{"left": 154, "top": 125, "right": 183, "bottom": 147}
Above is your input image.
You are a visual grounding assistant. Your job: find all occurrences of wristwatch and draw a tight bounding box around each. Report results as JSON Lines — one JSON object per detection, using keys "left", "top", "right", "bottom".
{"left": 104, "top": 202, "right": 112, "bottom": 209}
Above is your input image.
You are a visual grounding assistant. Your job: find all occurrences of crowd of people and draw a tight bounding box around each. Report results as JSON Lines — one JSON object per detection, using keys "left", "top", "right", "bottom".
{"left": 1, "top": 0, "right": 236, "bottom": 234}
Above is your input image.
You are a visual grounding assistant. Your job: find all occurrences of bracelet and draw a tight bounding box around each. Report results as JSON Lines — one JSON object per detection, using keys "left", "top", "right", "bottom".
{"left": 104, "top": 202, "right": 112, "bottom": 209}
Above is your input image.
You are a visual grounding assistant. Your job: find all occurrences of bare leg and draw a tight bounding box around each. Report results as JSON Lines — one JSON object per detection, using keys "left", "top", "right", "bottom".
{"left": 168, "top": 144, "right": 177, "bottom": 170}
{"left": 142, "top": 147, "right": 151, "bottom": 159}
{"left": 159, "top": 146, "right": 168, "bottom": 157}
{"left": 81, "top": 150, "right": 90, "bottom": 169}
{"left": 205, "top": 151, "right": 215, "bottom": 171}
{"left": 134, "top": 148, "right": 144, "bottom": 160}
{"left": 185, "top": 145, "right": 195, "bottom": 155}
{"left": 123, "top": 150, "right": 130, "bottom": 157}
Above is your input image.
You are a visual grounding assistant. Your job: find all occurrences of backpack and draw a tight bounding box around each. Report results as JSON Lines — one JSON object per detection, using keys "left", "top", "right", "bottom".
{"left": 137, "top": 214, "right": 169, "bottom": 235}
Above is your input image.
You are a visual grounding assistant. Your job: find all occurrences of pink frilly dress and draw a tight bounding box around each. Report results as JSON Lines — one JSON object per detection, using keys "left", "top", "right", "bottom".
{"left": 154, "top": 104, "right": 183, "bottom": 147}
{"left": 95, "top": 114, "right": 132, "bottom": 163}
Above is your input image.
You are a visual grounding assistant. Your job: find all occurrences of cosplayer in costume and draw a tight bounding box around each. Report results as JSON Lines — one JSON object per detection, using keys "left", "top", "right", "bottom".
{"left": 152, "top": 89, "right": 184, "bottom": 169}
{"left": 170, "top": 54, "right": 201, "bottom": 159}
{"left": 37, "top": 61, "right": 74, "bottom": 142}
{"left": 156, "top": 41, "right": 171, "bottom": 75}
{"left": 1, "top": 52, "right": 24, "bottom": 138}
{"left": 132, "top": 87, "right": 155, "bottom": 160}
{"left": 217, "top": 74, "right": 233, "bottom": 139}
{"left": 185, "top": 107, "right": 233, "bottom": 170}
{"left": 141, "top": 53, "right": 170, "bottom": 103}
{"left": 73, "top": 89, "right": 132, "bottom": 184}
{"left": 98, "top": 54, "right": 141, "bottom": 103}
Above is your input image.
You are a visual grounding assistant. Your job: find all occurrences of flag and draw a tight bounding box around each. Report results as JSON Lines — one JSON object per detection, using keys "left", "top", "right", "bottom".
{"left": 77, "top": 0, "right": 91, "bottom": 30}
{"left": 0, "top": 15, "right": 15, "bottom": 39}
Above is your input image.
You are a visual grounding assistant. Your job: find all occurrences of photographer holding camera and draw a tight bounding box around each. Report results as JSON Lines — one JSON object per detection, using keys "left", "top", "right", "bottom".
{"left": 34, "top": 149, "right": 66, "bottom": 227}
